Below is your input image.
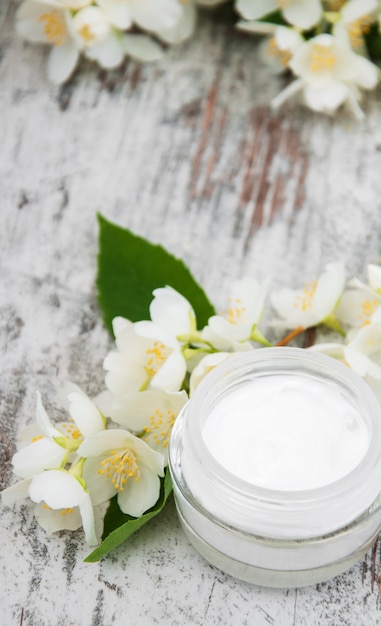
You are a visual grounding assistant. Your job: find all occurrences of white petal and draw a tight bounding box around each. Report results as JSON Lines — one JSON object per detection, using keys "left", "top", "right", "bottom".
{"left": 275, "top": 26, "right": 304, "bottom": 53}
{"left": 207, "top": 315, "right": 252, "bottom": 343}
{"left": 129, "top": 0, "right": 182, "bottom": 31}
{"left": 155, "top": 0, "right": 196, "bottom": 45}
{"left": 123, "top": 34, "right": 163, "bottom": 62}
{"left": 344, "top": 347, "right": 373, "bottom": 377}
{"left": 78, "top": 429, "right": 134, "bottom": 458}
{"left": 35, "top": 391, "right": 62, "bottom": 439}
{"left": 150, "top": 286, "right": 196, "bottom": 339}
{"left": 308, "top": 342, "right": 346, "bottom": 362}
{"left": 104, "top": 351, "right": 147, "bottom": 394}
{"left": 134, "top": 320, "right": 179, "bottom": 350}
{"left": 129, "top": 435, "right": 165, "bottom": 476}
{"left": 86, "top": 31, "right": 124, "bottom": 69}
{"left": 34, "top": 501, "right": 83, "bottom": 532}
{"left": 78, "top": 492, "right": 99, "bottom": 545}
{"left": 29, "top": 470, "right": 88, "bottom": 508}
{"left": 112, "top": 316, "right": 133, "bottom": 338}
{"left": 271, "top": 78, "right": 303, "bottom": 109}
{"left": 47, "top": 38, "right": 79, "bottom": 85}
{"left": 303, "top": 82, "right": 348, "bottom": 113}
{"left": 97, "top": 0, "right": 132, "bottom": 29}
{"left": 236, "top": 0, "right": 277, "bottom": 21}
{"left": 12, "top": 438, "right": 67, "bottom": 479}
{"left": 236, "top": 20, "right": 277, "bottom": 35}
{"left": 117, "top": 466, "right": 161, "bottom": 517}
{"left": 110, "top": 389, "right": 188, "bottom": 431}
{"left": 1, "top": 478, "right": 32, "bottom": 506}
{"left": 336, "top": 289, "right": 380, "bottom": 327}
{"left": 68, "top": 390, "right": 105, "bottom": 436}
{"left": 342, "top": 0, "right": 377, "bottom": 24}
{"left": 190, "top": 352, "right": 232, "bottom": 395}
{"left": 284, "top": 0, "right": 321, "bottom": 30}
{"left": 313, "top": 262, "right": 346, "bottom": 319}
{"left": 83, "top": 456, "right": 116, "bottom": 505}
{"left": 352, "top": 55, "right": 379, "bottom": 90}
{"left": 368, "top": 265, "right": 381, "bottom": 292}
{"left": 151, "top": 350, "right": 186, "bottom": 391}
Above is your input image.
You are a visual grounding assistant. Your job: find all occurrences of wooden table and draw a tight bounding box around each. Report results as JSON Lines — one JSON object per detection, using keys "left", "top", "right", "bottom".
{"left": 2, "top": 2, "right": 381, "bottom": 624}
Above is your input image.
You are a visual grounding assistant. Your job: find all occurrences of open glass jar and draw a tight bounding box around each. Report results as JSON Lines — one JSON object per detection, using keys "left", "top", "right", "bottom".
{"left": 169, "top": 348, "right": 381, "bottom": 588}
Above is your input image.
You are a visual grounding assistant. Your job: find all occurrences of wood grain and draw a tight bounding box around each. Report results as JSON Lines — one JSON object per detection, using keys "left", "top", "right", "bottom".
{"left": 1, "top": 2, "right": 381, "bottom": 624}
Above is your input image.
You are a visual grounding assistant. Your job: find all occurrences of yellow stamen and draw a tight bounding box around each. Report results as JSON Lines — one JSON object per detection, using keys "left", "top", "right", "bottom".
{"left": 310, "top": 44, "right": 336, "bottom": 73}
{"left": 266, "top": 37, "right": 291, "bottom": 68}
{"left": 223, "top": 297, "right": 247, "bottom": 325}
{"left": 293, "top": 281, "right": 317, "bottom": 312}
{"left": 144, "top": 342, "right": 171, "bottom": 378}
{"left": 144, "top": 408, "right": 176, "bottom": 449}
{"left": 61, "top": 508, "right": 73, "bottom": 516}
{"left": 78, "top": 24, "right": 95, "bottom": 44}
{"left": 38, "top": 11, "right": 66, "bottom": 46}
{"left": 32, "top": 434, "right": 44, "bottom": 443}
{"left": 60, "top": 421, "right": 82, "bottom": 441}
{"left": 358, "top": 299, "right": 379, "bottom": 326}
{"left": 348, "top": 16, "right": 372, "bottom": 50}
{"left": 98, "top": 449, "right": 140, "bottom": 491}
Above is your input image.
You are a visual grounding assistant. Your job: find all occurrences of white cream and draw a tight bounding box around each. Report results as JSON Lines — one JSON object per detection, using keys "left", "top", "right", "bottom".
{"left": 203, "top": 375, "right": 370, "bottom": 491}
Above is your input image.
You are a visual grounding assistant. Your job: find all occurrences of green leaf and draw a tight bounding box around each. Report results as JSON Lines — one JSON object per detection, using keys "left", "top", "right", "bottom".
{"left": 84, "top": 468, "right": 173, "bottom": 562}
{"left": 365, "top": 24, "right": 381, "bottom": 59}
{"left": 97, "top": 214, "right": 215, "bottom": 334}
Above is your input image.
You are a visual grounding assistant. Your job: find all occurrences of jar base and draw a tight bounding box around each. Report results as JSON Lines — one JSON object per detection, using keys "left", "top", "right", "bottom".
{"left": 176, "top": 506, "right": 379, "bottom": 588}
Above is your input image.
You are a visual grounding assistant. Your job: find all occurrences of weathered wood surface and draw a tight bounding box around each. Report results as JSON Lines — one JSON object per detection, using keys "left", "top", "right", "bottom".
{"left": 2, "top": 2, "right": 381, "bottom": 624}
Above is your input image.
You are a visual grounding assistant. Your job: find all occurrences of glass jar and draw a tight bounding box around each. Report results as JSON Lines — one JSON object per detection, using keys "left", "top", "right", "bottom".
{"left": 169, "top": 347, "right": 381, "bottom": 588}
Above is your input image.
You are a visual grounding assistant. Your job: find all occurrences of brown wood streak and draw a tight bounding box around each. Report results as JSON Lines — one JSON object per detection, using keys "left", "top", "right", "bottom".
{"left": 201, "top": 109, "right": 227, "bottom": 198}
{"left": 370, "top": 535, "right": 380, "bottom": 596}
{"left": 240, "top": 106, "right": 309, "bottom": 246}
{"left": 190, "top": 76, "right": 220, "bottom": 197}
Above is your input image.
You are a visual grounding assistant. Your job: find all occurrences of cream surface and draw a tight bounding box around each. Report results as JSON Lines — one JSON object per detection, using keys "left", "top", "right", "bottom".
{"left": 203, "top": 375, "right": 370, "bottom": 491}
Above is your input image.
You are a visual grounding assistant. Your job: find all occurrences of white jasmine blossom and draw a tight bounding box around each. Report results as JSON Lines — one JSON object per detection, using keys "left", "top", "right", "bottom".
{"left": 29, "top": 468, "right": 98, "bottom": 545}
{"left": 237, "top": 22, "right": 303, "bottom": 74}
{"left": 270, "top": 261, "right": 345, "bottom": 331}
{"left": 236, "top": 0, "right": 323, "bottom": 30}
{"left": 108, "top": 389, "right": 188, "bottom": 464}
{"left": 201, "top": 277, "right": 269, "bottom": 350}
{"left": 344, "top": 310, "right": 381, "bottom": 379}
{"left": 336, "top": 264, "right": 381, "bottom": 330}
{"left": 272, "top": 32, "right": 379, "bottom": 118}
{"left": 333, "top": 0, "right": 377, "bottom": 52}
{"left": 189, "top": 352, "right": 236, "bottom": 395}
{"left": 149, "top": 286, "right": 197, "bottom": 343}
{"left": 16, "top": 0, "right": 82, "bottom": 84}
{"left": 72, "top": 5, "right": 125, "bottom": 69}
{"left": 79, "top": 429, "right": 165, "bottom": 517}
{"left": 11, "top": 388, "right": 105, "bottom": 479}
{"left": 104, "top": 319, "right": 187, "bottom": 394}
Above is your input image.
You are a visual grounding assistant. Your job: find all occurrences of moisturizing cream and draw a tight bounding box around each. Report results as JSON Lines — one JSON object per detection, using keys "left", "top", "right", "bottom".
{"left": 169, "top": 348, "right": 381, "bottom": 587}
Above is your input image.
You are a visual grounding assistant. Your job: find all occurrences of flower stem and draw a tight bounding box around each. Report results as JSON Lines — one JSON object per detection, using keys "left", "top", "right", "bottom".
{"left": 276, "top": 326, "right": 305, "bottom": 347}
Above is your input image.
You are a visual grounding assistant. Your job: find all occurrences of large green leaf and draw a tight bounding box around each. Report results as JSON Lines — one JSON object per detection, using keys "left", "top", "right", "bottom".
{"left": 97, "top": 214, "right": 215, "bottom": 334}
{"left": 85, "top": 469, "right": 173, "bottom": 562}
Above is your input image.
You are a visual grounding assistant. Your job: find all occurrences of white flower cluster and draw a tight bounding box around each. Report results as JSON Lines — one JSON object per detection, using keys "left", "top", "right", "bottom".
{"left": 15, "top": 0, "right": 223, "bottom": 84}
{"left": 3, "top": 261, "right": 381, "bottom": 546}
{"left": 237, "top": 0, "right": 381, "bottom": 118}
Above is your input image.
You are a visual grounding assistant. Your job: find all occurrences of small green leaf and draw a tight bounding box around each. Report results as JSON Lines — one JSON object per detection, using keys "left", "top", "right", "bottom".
{"left": 365, "top": 24, "right": 381, "bottom": 59}
{"left": 97, "top": 214, "right": 215, "bottom": 334}
{"left": 84, "top": 469, "right": 173, "bottom": 562}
